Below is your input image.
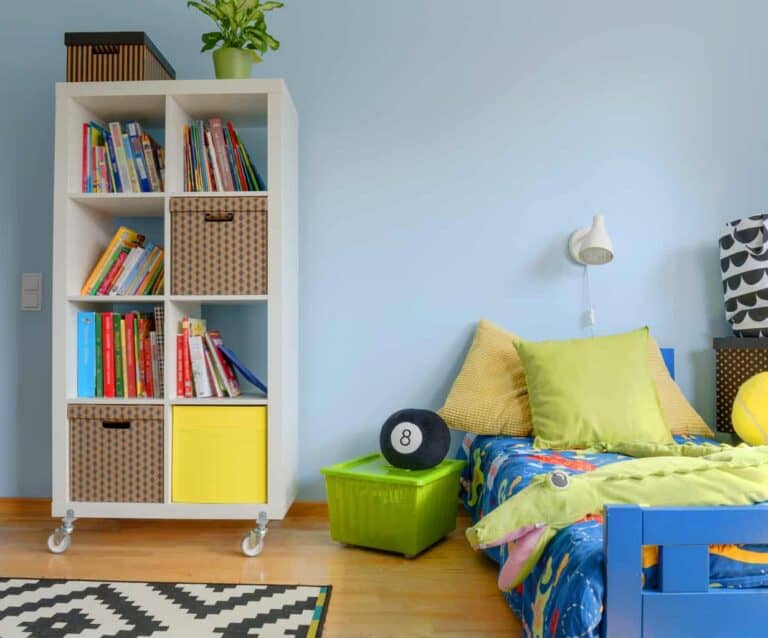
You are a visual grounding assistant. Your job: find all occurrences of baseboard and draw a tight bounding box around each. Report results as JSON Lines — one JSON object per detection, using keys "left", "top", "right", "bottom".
{"left": 0, "top": 498, "right": 52, "bottom": 516}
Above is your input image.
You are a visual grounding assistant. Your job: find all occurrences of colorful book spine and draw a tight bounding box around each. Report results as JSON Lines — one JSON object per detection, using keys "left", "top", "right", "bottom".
{"left": 77, "top": 312, "right": 96, "bottom": 398}
{"left": 206, "top": 130, "right": 223, "bottom": 192}
{"left": 134, "top": 315, "right": 142, "bottom": 397}
{"left": 81, "top": 226, "right": 139, "bottom": 295}
{"left": 226, "top": 122, "right": 249, "bottom": 191}
{"left": 204, "top": 346, "right": 224, "bottom": 397}
{"left": 114, "top": 314, "right": 125, "bottom": 398}
{"left": 222, "top": 126, "right": 242, "bottom": 190}
{"left": 207, "top": 330, "right": 241, "bottom": 397}
{"left": 182, "top": 318, "right": 193, "bottom": 397}
{"left": 109, "top": 122, "right": 131, "bottom": 192}
{"left": 82, "top": 123, "right": 89, "bottom": 192}
{"left": 209, "top": 118, "right": 235, "bottom": 191}
{"left": 188, "top": 335, "right": 213, "bottom": 398}
{"left": 97, "top": 248, "right": 129, "bottom": 295}
{"left": 122, "top": 133, "right": 141, "bottom": 193}
{"left": 124, "top": 313, "right": 137, "bottom": 397}
{"left": 176, "top": 334, "right": 184, "bottom": 397}
{"left": 141, "top": 134, "right": 162, "bottom": 193}
{"left": 110, "top": 247, "right": 143, "bottom": 295}
{"left": 102, "top": 313, "right": 115, "bottom": 398}
{"left": 126, "top": 122, "right": 152, "bottom": 192}
{"left": 150, "top": 332, "right": 162, "bottom": 397}
{"left": 120, "top": 318, "right": 128, "bottom": 398}
{"left": 142, "top": 336, "right": 154, "bottom": 398}
{"left": 95, "top": 312, "right": 103, "bottom": 397}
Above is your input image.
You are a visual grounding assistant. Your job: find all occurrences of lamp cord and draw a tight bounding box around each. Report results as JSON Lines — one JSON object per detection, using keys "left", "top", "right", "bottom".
{"left": 583, "top": 265, "right": 595, "bottom": 337}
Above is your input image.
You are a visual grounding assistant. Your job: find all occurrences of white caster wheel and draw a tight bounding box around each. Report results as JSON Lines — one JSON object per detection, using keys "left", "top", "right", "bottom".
{"left": 241, "top": 531, "right": 264, "bottom": 557}
{"left": 47, "top": 530, "right": 71, "bottom": 554}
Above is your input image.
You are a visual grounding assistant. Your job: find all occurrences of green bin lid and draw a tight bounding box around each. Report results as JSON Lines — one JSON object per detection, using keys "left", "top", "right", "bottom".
{"left": 320, "top": 453, "right": 465, "bottom": 486}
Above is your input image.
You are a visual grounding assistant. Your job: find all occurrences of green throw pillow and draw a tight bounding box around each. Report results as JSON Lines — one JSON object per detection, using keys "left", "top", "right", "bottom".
{"left": 515, "top": 327, "right": 672, "bottom": 449}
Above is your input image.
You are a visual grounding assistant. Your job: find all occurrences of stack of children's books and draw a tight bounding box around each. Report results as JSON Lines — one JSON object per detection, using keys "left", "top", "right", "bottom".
{"left": 77, "top": 307, "right": 164, "bottom": 398}
{"left": 82, "top": 121, "right": 164, "bottom": 193}
{"left": 183, "top": 118, "right": 265, "bottom": 192}
{"left": 81, "top": 226, "right": 164, "bottom": 296}
{"left": 177, "top": 317, "right": 267, "bottom": 399}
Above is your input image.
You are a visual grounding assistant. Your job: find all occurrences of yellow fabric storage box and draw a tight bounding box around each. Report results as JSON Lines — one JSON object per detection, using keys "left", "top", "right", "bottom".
{"left": 172, "top": 406, "right": 267, "bottom": 504}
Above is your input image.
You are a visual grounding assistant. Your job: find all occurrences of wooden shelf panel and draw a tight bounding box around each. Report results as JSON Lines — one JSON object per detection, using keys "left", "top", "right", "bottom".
{"left": 169, "top": 295, "right": 267, "bottom": 305}
{"left": 171, "top": 395, "right": 268, "bottom": 406}
{"left": 66, "top": 397, "right": 164, "bottom": 405}
{"left": 167, "top": 191, "right": 267, "bottom": 198}
{"left": 68, "top": 295, "right": 164, "bottom": 304}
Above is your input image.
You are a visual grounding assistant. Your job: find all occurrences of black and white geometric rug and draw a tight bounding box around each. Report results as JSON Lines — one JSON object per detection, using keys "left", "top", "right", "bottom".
{"left": 0, "top": 578, "right": 331, "bottom": 637}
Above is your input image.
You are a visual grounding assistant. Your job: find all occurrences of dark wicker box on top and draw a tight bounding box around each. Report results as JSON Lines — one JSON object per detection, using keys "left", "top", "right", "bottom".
{"left": 170, "top": 196, "right": 268, "bottom": 296}
{"left": 713, "top": 337, "right": 768, "bottom": 435}
{"left": 65, "top": 32, "right": 175, "bottom": 82}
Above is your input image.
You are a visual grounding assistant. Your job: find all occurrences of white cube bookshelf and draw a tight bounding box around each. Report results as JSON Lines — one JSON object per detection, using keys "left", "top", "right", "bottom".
{"left": 51, "top": 80, "right": 298, "bottom": 533}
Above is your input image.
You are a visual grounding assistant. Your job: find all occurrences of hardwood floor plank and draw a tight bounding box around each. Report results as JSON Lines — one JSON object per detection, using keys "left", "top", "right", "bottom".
{"left": 0, "top": 508, "right": 520, "bottom": 637}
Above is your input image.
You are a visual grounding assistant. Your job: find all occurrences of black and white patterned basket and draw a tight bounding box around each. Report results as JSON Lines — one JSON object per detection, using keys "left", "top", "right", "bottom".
{"left": 720, "top": 214, "right": 768, "bottom": 337}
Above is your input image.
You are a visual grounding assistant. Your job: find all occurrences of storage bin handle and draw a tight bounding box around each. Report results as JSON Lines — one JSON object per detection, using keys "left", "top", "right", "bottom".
{"left": 92, "top": 44, "right": 120, "bottom": 56}
{"left": 204, "top": 211, "right": 235, "bottom": 223}
{"left": 101, "top": 421, "right": 131, "bottom": 430}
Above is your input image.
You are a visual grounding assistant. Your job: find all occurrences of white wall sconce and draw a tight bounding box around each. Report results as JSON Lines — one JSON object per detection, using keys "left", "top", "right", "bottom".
{"left": 569, "top": 214, "right": 614, "bottom": 265}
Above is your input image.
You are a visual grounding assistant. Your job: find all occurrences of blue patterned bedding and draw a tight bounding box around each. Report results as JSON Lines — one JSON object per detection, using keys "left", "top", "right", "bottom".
{"left": 458, "top": 434, "right": 768, "bottom": 638}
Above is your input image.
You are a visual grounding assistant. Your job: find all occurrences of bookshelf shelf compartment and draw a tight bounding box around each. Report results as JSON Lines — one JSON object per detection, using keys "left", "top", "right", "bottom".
{"left": 69, "top": 193, "right": 165, "bottom": 218}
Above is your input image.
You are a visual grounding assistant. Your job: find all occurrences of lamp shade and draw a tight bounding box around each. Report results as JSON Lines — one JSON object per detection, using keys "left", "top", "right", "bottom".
{"left": 569, "top": 215, "right": 614, "bottom": 265}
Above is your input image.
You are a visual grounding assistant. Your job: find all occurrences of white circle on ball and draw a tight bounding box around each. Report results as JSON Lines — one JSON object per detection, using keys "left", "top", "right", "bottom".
{"left": 390, "top": 422, "right": 423, "bottom": 454}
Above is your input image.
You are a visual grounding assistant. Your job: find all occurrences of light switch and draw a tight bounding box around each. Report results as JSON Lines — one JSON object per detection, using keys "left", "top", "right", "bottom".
{"left": 21, "top": 273, "right": 42, "bottom": 311}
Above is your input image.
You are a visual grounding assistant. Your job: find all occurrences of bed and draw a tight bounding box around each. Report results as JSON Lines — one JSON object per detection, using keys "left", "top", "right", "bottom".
{"left": 458, "top": 434, "right": 768, "bottom": 637}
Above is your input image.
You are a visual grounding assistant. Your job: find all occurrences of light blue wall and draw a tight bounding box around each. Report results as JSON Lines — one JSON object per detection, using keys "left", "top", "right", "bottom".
{"left": 1, "top": 0, "right": 756, "bottom": 500}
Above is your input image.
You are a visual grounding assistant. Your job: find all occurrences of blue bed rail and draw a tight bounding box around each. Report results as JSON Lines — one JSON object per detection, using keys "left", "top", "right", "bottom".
{"left": 604, "top": 504, "right": 768, "bottom": 637}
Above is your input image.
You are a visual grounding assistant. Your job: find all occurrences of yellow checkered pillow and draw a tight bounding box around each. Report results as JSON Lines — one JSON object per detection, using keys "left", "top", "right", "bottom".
{"left": 647, "top": 335, "right": 712, "bottom": 437}
{"left": 439, "top": 320, "right": 713, "bottom": 438}
{"left": 438, "top": 319, "right": 531, "bottom": 436}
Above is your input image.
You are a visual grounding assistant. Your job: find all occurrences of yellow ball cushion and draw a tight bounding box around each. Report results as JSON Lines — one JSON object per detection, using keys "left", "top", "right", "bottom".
{"left": 732, "top": 372, "right": 768, "bottom": 445}
{"left": 439, "top": 320, "right": 712, "bottom": 438}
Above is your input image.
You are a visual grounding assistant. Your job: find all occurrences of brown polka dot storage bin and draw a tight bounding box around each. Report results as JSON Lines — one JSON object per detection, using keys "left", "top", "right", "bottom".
{"left": 170, "top": 197, "right": 268, "bottom": 296}
{"left": 69, "top": 404, "right": 164, "bottom": 503}
{"left": 714, "top": 338, "right": 768, "bottom": 434}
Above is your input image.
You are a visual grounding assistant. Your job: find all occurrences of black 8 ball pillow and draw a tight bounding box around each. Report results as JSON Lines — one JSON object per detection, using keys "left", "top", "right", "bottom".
{"left": 379, "top": 409, "right": 450, "bottom": 470}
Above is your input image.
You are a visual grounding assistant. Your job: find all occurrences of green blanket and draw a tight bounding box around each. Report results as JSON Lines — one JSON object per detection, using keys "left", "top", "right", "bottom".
{"left": 466, "top": 442, "right": 768, "bottom": 591}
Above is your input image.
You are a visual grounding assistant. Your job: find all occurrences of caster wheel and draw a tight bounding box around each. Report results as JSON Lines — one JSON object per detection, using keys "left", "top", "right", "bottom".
{"left": 47, "top": 530, "right": 71, "bottom": 554}
{"left": 241, "top": 532, "right": 264, "bottom": 557}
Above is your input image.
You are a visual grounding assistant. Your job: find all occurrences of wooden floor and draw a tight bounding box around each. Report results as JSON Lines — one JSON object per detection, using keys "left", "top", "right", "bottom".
{"left": 0, "top": 502, "right": 520, "bottom": 637}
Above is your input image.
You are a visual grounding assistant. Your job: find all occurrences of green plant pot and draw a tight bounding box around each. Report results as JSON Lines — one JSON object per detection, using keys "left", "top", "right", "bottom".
{"left": 212, "top": 48, "right": 255, "bottom": 79}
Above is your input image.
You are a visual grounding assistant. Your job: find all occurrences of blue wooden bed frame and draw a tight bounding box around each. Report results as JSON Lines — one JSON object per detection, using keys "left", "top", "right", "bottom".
{"left": 601, "top": 348, "right": 768, "bottom": 637}
{"left": 604, "top": 504, "right": 768, "bottom": 637}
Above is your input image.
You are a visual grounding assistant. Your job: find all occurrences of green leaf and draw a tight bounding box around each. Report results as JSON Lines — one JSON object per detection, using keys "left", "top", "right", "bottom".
{"left": 188, "top": 0, "right": 224, "bottom": 22}
{"left": 259, "top": 2, "right": 284, "bottom": 11}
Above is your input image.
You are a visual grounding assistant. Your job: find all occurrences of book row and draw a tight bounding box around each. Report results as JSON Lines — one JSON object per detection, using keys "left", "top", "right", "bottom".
{"left": 81, "top": 226, "right": 164, "bottom": 296}
{"left": 82, "top": 121, "right": 165, "bottom": 193}
{"left": 177, "top": 317, "right": 267, "bottom": 399}
{"left": 77, "top": 308, "right": 164, "bottom": 399}
{"left": 184, "top": 119, "right": 265, "bottom": 193}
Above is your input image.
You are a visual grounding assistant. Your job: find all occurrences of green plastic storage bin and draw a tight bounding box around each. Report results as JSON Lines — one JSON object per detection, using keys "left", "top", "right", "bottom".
{"left": 321, "top": 453, "right": 466, "bottom": 557}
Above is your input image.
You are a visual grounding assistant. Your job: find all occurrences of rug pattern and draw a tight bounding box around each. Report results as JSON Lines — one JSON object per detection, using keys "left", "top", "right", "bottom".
{"left": 0, "top": 578, "right": 331, "bottom": 637}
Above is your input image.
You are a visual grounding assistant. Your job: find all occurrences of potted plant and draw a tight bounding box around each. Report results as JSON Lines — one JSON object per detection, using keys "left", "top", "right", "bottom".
{"left": 188, "top": 0, "right": 283, "bottom": 79}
